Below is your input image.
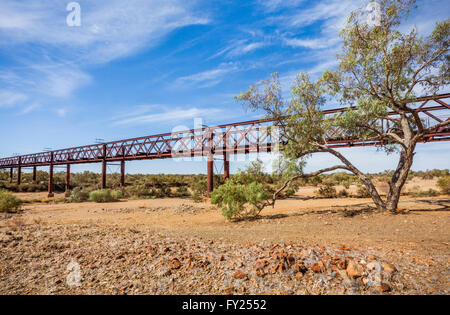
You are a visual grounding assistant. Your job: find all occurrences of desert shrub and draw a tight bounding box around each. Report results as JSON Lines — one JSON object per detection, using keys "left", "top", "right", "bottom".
{"left": 211, "top": 180, "right": 269, "bottom": 221}
{"left": 412, "top": 189, "right": 440, "bottom": 197}
{"left": 128, "top": 184, "right": 152, "bottom": 198}
{"left": 317, "top": 183, "right": 337, "bottom": 198}
{"left": 355, "top": 185, "right": 371, "bottom": 198}
{"left": 437, "top": 176, "right": 450, "bottom": 195}
{"left": 0, "top": 190, "right": 22, "bottom": 213}
{"left": 89, "top": 189, "right": 120, "bottom": 203}
{"left": 338, "top": 189, "right": 349, "bottom": 197}
{"left": 284, "top": 188, "right": 295, "bottom": 197}
{"left": 157, "top": 185, "right": 172, "bottom": 198}
{"left": 190, "top": 178, "right": 207, "bottom": 200}
{"left": 175, "top": 185, "right": 189, "bottom": 197}
{"left": 68, "top": 187, "right": 91, "bottom": 203}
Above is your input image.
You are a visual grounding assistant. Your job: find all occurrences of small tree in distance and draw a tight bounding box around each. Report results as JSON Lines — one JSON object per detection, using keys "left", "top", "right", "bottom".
{"left": 236, "top": 0, "right": 449, "bottom": 213}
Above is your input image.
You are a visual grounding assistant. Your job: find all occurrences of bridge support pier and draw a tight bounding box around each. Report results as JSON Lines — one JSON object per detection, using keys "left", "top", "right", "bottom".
{"left": 120, "top": 160, "right": 125, "bottom": 188}
{"left": 48, "top": 164, "right": 54, "bottom": 198}
{"left": 224, "top": 152, "right": 230, "bottom": 180}
{"left": 65, "top": 164, "right": 71, "bottom": 196}
{"left": 17, "top": 166, "right": 21, "bottom": 185}
{"left": 101, "top": 144, "right": 107, "bottom": 189}
{"left": 32, "top": 166, "right": 37, "bottom": 182}
{"left": 101, "top": 160, "right": 107, "bottom": 189}
{"left": 10, "top": 168, "right": 13, "bottom": 183}
{"left": 207, "top": 156, "right": 214, "bottom": 197}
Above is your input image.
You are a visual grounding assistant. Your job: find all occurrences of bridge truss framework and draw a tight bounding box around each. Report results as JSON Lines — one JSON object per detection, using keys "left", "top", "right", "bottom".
{"left": 0, "top": 94, "right": 449, "bottom": 196}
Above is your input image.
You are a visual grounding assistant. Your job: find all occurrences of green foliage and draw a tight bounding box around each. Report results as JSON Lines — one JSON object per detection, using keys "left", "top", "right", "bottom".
{"left": 235, "top": 1, "right": 449, "bottom": 213}
{"left": 89, "top": 189, "right": 121, "bottom": 203}
{"left": 437, "top": 176, "right": 450, "bottom": 195}
{"left": 211, "top": 180, "right": 269, "bottom": 221}
{"left": 317, "top": 183, "right": 337, "bottom": 198}
{"left": 284, "top": 188, "right": 295, "bottom": 197}
{"left": 68, "top": 187, "right": 91, "bottom": 203}
{"left": 338, "top": 189, "right": 349, "bottom": 198}
{"left": 0, "top": 190, "right": 22, "bottom": 213}
{"left": 190, "top": 178, "right": 207, "bottom": 201}
{"left": 175, "top": 185, "right": 189, "bottom": 197}
{"left": 408, "top": 187, "right": 440, "bottom": 197}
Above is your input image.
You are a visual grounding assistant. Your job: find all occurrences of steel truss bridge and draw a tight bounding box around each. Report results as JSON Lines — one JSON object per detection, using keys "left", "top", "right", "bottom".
{"left": 0, "top": 94, "right": 449, "bottom": 196}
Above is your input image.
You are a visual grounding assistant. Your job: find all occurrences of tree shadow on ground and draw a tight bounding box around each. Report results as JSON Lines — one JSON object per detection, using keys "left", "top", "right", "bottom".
{"left": 408, "top": 198, "right": 450, "bottom": 212}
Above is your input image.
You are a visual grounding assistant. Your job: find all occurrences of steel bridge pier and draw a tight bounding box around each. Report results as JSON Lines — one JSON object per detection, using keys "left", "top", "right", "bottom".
{"left": 65, "top": 164, "right": 71, "bottom": 195}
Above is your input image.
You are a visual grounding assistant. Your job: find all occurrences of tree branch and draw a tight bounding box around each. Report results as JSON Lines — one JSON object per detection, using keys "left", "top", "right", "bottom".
{"left": 268, "top": 165, "right": 351, "bottom": 208}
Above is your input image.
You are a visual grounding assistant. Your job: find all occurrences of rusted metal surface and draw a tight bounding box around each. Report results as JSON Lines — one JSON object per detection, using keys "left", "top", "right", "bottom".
{"left": 0, "top": 94, "right": 449, "bottom": 170}
{"left": 66, "top": 164, "right": 71, "bottom": 192}
{"left": 120, "top": 160, "right": 125, "bottom": 187}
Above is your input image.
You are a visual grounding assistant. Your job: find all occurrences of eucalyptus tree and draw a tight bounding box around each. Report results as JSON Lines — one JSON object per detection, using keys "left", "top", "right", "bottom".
{"left": 237, "top": 0, "right": 449, "bottom": 213}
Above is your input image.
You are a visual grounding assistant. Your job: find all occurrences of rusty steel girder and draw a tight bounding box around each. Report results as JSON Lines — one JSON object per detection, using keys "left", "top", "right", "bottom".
{"left": 0, "top": 93, "right": 449, "bottom": 170}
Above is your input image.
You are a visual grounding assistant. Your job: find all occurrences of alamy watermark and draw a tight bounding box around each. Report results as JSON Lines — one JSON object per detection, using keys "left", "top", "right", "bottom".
{"left": 66, "top": 260, "right": 82, "bottom": 287}
{"left": 366, "top": 1, "right": 382, "bottom": 27}
{"left": 169, "top": 118, "right": 282, "bottom": 171}
{"left": 66, "top": 2, "right": 81, "bottom": 27}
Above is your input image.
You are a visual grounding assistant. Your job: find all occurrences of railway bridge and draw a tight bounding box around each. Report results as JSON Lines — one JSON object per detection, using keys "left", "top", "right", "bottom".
{"left": 0, "top": 94, "right": 449, "bottom": 197}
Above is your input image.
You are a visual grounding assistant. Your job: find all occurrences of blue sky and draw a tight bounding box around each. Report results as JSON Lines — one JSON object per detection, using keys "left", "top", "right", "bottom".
{"left": 0, "top": 0, "right": 449, "bottom": 175}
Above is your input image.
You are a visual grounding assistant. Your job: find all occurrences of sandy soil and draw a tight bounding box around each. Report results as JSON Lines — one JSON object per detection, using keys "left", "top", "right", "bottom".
{"left": 1, "top": 182, "right": 449, "bottom": 295}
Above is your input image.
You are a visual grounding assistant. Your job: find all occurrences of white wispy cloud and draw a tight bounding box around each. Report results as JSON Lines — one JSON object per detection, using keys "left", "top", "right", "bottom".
{"left": 32, "top": 64, "right": 92, "bottom": 98}
{"left": 56, "top": 107, "right": 69, "bottom": 117}
{"left": 173, "top": 63, "right": 239, "bottom": 88}
{"left": 20, "top": 103, "right": 41, "bottom": 115}
{"left": 0, "top": 0, "right": 209, "bottom": 64}
{"left": 0, "top": 0, "right": 209, "bottom": 114}
{"left": 258, "top": 0, "right": 306, "bottom": 12}
{"left": 112, "top": 106, "right": 223, "bottom": 126}
{"left": 0, "top": 90, "right": 28, "bottom": 108}
{"left": 211, "top": 40, "right": 266, "bottom": 59}
{"left": 283, "top": 37, "right": 340, "bottom": 49}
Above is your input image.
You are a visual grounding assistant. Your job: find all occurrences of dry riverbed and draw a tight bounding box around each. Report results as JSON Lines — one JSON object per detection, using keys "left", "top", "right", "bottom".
{"left": 0, "top": 192, "right": 449, "bottom": 295}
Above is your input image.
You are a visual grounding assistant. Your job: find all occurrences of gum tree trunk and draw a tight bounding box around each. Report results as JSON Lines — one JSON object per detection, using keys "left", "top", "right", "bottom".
{"left": 385, "top": 115, "right": 417, "bottom": 213}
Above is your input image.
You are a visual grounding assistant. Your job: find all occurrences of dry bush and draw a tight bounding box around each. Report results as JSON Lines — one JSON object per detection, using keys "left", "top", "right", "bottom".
{"left": 437, "top": 176, "right": 450, "bottom": 195}
{"left": 0, "top": 190, "right": 22, "bottom": 213}
{"left": 317, "top": 183, "right": 337, "bottom": 198}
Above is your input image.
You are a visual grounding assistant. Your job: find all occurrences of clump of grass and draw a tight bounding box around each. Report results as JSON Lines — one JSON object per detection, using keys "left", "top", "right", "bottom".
{"left": 89, "top": 189, "right": 121, "bottom": 203}
{"left": 284, "top": 188, "right": 295, "bottom": 197}
{"left": 317, "top": 183, "right": 337, "bottom": 198}
{"left": 0, "top": 190, "right": 22, "bottom": 213}
{"left": 68, "top": 187, "right": 91, "bottom": 203}
{"left": 437, "top": 176, "right": 450, "bottom": 195}
{"left": 408, "top": 186, "right": 440, "bottom": 197}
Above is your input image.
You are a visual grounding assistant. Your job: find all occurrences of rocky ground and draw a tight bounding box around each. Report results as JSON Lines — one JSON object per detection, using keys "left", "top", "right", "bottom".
{"left": 0, "top": 220, "right": 448, "bottom": 295}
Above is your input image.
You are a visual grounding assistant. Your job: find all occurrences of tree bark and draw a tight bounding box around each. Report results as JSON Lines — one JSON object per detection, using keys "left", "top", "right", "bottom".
{"left": 385, "top": 115, "right": 417, "bottom": 213}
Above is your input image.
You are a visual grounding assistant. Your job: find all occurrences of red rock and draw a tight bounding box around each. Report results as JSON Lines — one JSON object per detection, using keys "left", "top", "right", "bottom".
{"left": 346, "top": 260, "right": 364, "bottom": 278}
{"left": 278, "top": 262, "right": 286, "bottom": 274}
{"left": 286, "top": 254, "right": 296, "bottom": 267}
{"left": 311, "top": 262, "right": 325, "bottom": 273}
{"left": 169, "top": 257, "right": 182, "bottom": 269}
{"left": 232, "top": 271, "right": 248, "bottom": 280}
{"left": 382, "top": 262, "right": 396, "bottom": 274}
{"left": 224, "top": 287, "right": 234, "bottom": 295}
{"left": 375, "top": 283, "right": 391, "bottom": 292}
